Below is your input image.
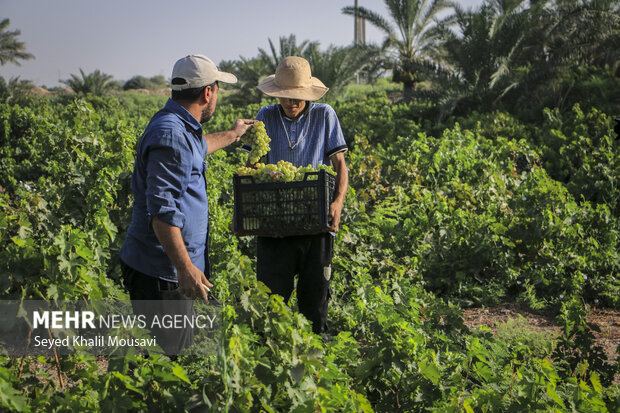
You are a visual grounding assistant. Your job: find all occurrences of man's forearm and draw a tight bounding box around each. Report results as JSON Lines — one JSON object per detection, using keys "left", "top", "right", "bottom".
{"left": 151, "top": 216, "right": 192, "bottom": 272}
{"left": 331, "top": 153, "right": 349, "bottom": 205}
{"left": 204, "top": 130, "right": 238, "bottom": 155}
{"left": 334, "top": 166, "right": 348, "bottom": 205}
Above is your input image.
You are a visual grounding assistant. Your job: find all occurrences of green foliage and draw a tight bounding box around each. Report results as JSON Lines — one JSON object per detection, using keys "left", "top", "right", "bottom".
{"left": 338, "top": 77, "right": 401, "bottom": 102}
{"left": 0, "top": 95, "right": 618, "bottom": 411}
{"left": 553, "top": 299, "right": 617, "bottom": 387}
{"left": 539, "top": 104, "right": 619, "bottom": 214}
{"left": 494, "top": 316, "right": 557, "bottom": 357}
{"left": 340, "top": 103, "right": 618, "bottom": 308}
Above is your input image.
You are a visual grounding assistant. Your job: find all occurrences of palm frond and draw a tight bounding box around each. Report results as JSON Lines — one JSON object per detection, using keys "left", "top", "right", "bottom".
{"left": 342, "top": 6, "right": 396, "bottom": 36}
{"left": 0, "top": 18, "right": 34, "bottom": 66}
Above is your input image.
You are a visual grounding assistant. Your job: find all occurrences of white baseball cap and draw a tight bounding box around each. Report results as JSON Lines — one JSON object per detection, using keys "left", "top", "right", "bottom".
{"left": 171, "top": 54, "right": 237, "bottom": 90}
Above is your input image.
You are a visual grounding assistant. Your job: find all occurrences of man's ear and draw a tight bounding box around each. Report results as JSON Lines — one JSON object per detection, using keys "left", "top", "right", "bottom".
{"left": 203, "top": 86, "right": 212, "bottom": 103}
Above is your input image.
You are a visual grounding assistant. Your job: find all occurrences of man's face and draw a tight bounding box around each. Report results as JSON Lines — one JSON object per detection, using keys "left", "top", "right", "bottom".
{"left": 279, "top": 97, "right": 306, "bottom": 119}
{"left": 200, "top": 82, "right": 219, "bottom": 123}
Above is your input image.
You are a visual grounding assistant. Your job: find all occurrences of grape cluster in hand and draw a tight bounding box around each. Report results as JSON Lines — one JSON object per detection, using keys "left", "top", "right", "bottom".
{"left": 242, "top": 121, "right": 271, "bottom": 164}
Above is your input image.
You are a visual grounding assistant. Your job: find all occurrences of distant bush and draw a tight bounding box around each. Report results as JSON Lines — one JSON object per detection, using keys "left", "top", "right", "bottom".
{"left": 123, "top": 75, "right": 168, "bottom": 91}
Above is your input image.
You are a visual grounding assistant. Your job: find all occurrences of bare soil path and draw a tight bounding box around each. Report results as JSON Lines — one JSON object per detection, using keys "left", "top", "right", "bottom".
{"left": 462, "top": 303, "right": 619, "bottom": 383}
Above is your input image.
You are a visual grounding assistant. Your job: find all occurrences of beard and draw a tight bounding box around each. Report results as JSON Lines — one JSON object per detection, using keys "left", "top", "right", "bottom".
{"left": 200, "top": 101, "right": 216, "bottom": 123}
{"left": 200, "top": 107, "right": 213, "bottom": 123}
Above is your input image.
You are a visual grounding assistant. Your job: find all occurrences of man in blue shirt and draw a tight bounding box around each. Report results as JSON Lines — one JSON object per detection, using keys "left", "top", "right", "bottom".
{"left": 251, "top": 56, "right": 349, "bottom": 335}
{"left": 119, "top": 54, "right": 254, "bottom": 354}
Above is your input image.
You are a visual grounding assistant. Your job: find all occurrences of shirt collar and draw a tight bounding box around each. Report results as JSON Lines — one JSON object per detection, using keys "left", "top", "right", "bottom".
{"left": 164, "top": 99, "right": 202, "bottom": 133}
{"left": 278, "top": 101, "right": 312, "bottom": 122}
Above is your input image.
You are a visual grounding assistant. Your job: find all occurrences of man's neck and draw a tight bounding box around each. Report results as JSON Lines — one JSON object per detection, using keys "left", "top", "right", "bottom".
{"left": 182, "top": 102, "right": 203, "bottom": 123}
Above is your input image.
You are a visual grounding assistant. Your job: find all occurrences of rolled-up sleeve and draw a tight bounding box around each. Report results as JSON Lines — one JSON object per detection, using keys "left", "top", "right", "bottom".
{"left": 144, "top": 130, "right": 192, "bottom": 228}
{"left": 325, "top": 106, "right": 347, "bottom": 158}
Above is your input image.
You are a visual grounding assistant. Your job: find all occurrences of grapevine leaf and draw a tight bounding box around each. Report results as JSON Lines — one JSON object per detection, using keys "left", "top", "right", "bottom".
{"left": 546, "top": 383, "right": 565, "bottom": 408}
{"left": 418, "top": 359, "right": 441, "bottom": 385}
{"left": 172, "top": 364, "right": 191, "bottom": 384}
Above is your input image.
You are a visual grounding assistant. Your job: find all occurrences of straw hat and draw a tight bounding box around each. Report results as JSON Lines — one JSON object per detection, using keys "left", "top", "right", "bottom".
{"left": 257, "top": 56, "right": 328, "bottom": 101}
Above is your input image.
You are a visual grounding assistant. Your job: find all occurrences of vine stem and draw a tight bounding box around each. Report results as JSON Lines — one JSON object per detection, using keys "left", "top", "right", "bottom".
{"left": 17, "top": 357, "right": 25, "bottom": 379}
{"left": 47, "top": 327, "right": 65, "bottom": 389}
{"left": 18, "top": 329, "right": 32, "bottom": 379}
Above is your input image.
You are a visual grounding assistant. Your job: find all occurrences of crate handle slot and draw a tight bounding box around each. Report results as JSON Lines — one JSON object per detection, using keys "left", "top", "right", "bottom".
{"left": 237, "top": 175, "right": 256, "bottom": 184}
{"left": 302, "top": 171, "right": 321, "bottom": 181}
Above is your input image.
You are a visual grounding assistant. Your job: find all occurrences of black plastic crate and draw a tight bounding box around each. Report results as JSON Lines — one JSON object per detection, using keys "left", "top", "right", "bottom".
{"left": 233, "top": 170, "right": 335, "bottom": 236}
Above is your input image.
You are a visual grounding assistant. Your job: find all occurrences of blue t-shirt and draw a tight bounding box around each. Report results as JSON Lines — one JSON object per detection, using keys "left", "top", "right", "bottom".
{"left": 247, "top": 102, "right": 347, "bottom": 167}
{"left": 119, "top": 99, "right": 209, "bottom": 282}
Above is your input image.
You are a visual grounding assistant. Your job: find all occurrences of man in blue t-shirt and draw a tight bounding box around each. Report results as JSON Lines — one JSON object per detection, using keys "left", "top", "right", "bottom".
{"left": 249, "top": 56, "right": 349, "bottom": 334}
{"left": 120, "top": 54, "right": 255, "bottom": 354}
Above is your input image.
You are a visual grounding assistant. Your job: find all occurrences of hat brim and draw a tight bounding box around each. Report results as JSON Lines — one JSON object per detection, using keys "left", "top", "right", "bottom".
{"left": 257, "top": 75, "right": 328, "bottom": 101}
{"left": 215, "top": 71, "right": 237, "bottom": 84}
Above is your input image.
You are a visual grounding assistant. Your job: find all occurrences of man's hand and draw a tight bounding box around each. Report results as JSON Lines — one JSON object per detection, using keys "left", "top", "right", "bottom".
{"left": 151, "top": 217, "right": 213, "bottom": 302}
{"left": 205, "top": 119, "right": 256, "bottom": 154}
{"left": 329, "top": 200, "right": 344, "bottom": 232}
{"left": 231, "top": 119, "right": 256, "bottom": 141}
{"left": 177, "top": 263, "right": 213, "bottom": 301}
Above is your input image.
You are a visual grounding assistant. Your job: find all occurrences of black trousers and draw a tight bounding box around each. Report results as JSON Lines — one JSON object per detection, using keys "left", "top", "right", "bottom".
{"left": 257, "top": 233, "right": 334, "bottom": 334}
{"left": 120, "top": 260, "right": 194, "bottom": 357}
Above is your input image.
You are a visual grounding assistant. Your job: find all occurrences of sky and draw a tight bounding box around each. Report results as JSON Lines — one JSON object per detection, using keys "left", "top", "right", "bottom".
{"left": 1, "top": 0, "right": 483, "bottom": 88}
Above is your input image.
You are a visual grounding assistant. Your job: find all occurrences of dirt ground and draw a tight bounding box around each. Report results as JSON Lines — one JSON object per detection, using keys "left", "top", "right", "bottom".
{"left": 462, "top": 303, "right": 619, "bottom": 383}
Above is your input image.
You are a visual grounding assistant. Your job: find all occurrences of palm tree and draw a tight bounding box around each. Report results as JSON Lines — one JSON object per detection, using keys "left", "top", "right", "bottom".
{"left": 0, "top": 18, "right": 34, "bottom": 66}
{"left": 222, "top": 34, "right": 385, "bottom": 102}
{"left": 431, "top": 0, "right": 531, "bottom": 114}
{"left": 258, "top": 35, "right": 317, "bottom": 73}
{"left": 510, "top": 0, "right": 620, "bottom": 113}
{"left": 534, "top": 0, "right": 620, "bottom": 68}
{"left": 342, "top": 0, "right": 452, "bottom": 101}
{"left": 219, "top": 36, "right": 313, "bottom": 105}
{"left": 62, "top": 69, "right": 116, "bottom": 96}
{"left": 304, "top": 43, "right": 386, "bottom": 96}
{"left": 430, "top": 0, "right": 619, "bottom": 117}
{"left": 0, "top": 76, "right": 34, "bottom": 103}
{"left": 219, "top": 56, "right": 271, "bottom": 105}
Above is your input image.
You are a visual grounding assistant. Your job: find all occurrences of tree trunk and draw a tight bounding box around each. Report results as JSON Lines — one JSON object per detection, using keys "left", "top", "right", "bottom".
{"left": 403, "top": 80, "right": 416, "bottom": 102}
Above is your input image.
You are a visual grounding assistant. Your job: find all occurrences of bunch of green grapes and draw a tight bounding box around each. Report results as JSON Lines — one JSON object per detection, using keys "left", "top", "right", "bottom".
{"left": 236, "top": 163, "right": 265, "bottom": 182}
{"left": 272, "top": 160, "right": 298, "bottom": 182}
{"left": 295, "top": 164, "right": 336, "bottom": 180}
{"left": 236, "top": 161, "right": 295, "bottom": 182}
{"left": 241, "top": 121, "right": 271, "bottom": 164}
{"left": 316, "top": 163, "right": 336, "bottom": 175}
{"left": 294, "top": 165, "right": 314, "bottom": 181}
{"left": 237, "top": 162, "right": 336, "bottom": 183}
{"left": 236, "top": 166, "right": 255, "bottom": 176}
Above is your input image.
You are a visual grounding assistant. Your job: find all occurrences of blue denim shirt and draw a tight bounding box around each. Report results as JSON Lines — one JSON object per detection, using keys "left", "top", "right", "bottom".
{"left": 119, "top": 99, "right": 209, "bottom": 282}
